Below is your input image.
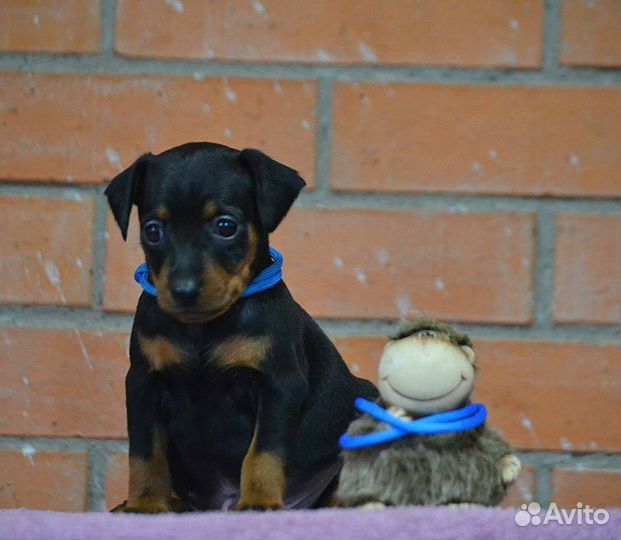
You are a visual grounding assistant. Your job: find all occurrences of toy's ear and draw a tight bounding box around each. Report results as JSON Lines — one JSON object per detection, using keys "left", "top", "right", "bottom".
{"left": 240, "top": 148, "right": 306, "bottom": 233}
{"left": 104, "top": 153, "right": 152, "bottom": 241}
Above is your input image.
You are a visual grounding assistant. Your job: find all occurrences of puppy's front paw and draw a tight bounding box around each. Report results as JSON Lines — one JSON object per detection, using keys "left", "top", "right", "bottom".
{"left": 238, "top": 451, "right": 285, "bottom": 511}
{"left": 236, "top": 497, "right": 285, "bottom": 511}
{"left": 111, "top": 499, "right": 172, "bottom": 514}
{"left": 500, "top": 454, "right": 522, "bottom": 485}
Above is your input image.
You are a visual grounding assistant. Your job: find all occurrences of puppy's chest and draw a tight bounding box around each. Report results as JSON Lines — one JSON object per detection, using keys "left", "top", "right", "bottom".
{"left": 160, "top": 366, "right": 260, "bottom": 468}
{"left": 161, "top": 366, "right": 260, "bottom": 422}
{"left": 137, "top": 331, "right": 271, "bottom": 372}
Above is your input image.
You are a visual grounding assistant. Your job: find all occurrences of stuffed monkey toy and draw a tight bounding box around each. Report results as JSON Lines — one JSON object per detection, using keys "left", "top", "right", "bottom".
{"left": 334, "top": 319, "right": 521, "bottom": 508}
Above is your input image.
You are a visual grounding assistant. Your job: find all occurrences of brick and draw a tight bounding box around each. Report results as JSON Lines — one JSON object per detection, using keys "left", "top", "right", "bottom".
{"left": 333, "top": 336, "right": 386, "bottom": 383}
{"left": 552, "top": 469, "right": 621, "bottom": 508}
{"left": 103, "top": 209, "right": 142, "bottom": 313}
{"left": 106, "top": 453, "right": 128, "bottom": 510}
{"left": 560, "top": 0, "right": 621, "bottom": 67}
{"left": 332, "top": 84, "right": 620, "bottom": 197}
{"left": 554, "top": 215, "right": 621, "bottom": 325}
{"left": 0, "top": 74, "right": 316, "bottom": 184}
{"left": 0, "top": 327, "right": 128, "bottom": 438}
{"left": 0, "top": 197, "right": 95, "bottom": 307}
{"left": 116, "top": 0, "right": 543, "bottom": 68}
{"left": 0, "top": 0, "right": 100, "bottom": 54}
{"left": 473, "top": 341, "right": 620, "bottom": 452}
{"left": 503, "top": 464, "right": 536, "bottom": 508}
{"left": 334, "top": 337, "right": 621, "bottom": 451}
{"left": 0, "top": 450, "right": 88, "bottom": 511}
{"left": 272, "top": 209, "right": 535, "bottom": 323}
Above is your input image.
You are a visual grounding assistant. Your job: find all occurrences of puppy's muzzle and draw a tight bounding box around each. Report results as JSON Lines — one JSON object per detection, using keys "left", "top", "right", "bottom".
{"left": 170, "top": 277, "right": 201, "bottom": 307}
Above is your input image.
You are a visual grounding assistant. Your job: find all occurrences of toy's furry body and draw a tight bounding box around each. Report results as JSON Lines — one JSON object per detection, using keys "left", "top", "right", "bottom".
{"left": 335, "top": 405, "right": 513, "bottom": 507}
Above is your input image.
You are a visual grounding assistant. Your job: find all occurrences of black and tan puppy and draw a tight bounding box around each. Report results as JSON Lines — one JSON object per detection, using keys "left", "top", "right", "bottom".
{"left": 105, "top": 142, "right": 377, "bottom": 512}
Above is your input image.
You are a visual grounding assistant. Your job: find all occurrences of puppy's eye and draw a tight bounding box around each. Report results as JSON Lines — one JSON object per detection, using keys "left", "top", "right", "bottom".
{"left": 215, "top": 217, "right": 238, "bottom": 238}
{"left": 143, "top": 220, "right": 164, "bottom": 245}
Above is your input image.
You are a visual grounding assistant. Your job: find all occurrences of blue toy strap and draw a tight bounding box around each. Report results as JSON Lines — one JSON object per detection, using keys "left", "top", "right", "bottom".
{"left": 339, "top": 398, "right": 488, "bottom": 450}
{"left": 406, "top": 404, "right": 487, "bottom": 435}
{"left": 339, "top": 428, "right": 404, "bottom": 450}
{"left": 353, "top": 397, "right": 415, "bottom": 432}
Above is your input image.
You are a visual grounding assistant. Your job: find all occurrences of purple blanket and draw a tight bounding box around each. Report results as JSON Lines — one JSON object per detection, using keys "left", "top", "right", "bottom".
{"left": 1, "top": 507, "right": 619, "bottom": 540}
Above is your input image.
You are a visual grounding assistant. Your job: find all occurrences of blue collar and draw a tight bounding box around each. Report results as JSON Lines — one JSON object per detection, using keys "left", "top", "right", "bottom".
{"left": 134, "top": 247, "right": 284, "bottom": 299}
{"left": 339, "top": 398, "right": 487, "bottom": 450}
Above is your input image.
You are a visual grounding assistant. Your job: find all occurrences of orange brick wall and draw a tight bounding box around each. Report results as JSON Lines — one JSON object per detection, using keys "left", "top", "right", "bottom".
{"left": 0, "top": 0, "right": 619, "bottom": 512}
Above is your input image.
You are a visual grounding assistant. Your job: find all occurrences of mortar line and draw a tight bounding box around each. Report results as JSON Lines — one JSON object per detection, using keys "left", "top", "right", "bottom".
{"left": 86, "top": 447, "right": 102, "bottom": 512}
{"left": 100, "top": 0, "right": 117, "bottom": 58}
{"left": 1, "top": 437, "right": 617, "bottom": 466}
{"left": 2, "top": 183, "right": 620, "bottom": 214}
{"left": 0, "top": 55, "right": 619, "bottom": 87}
{"left": 536, "top": 464, "right": 554, "bottom": 508}
{"left": 516, "top": 451, "right": 621, "bottom": 468}
{"left": 314, "top": 77, "right": 335, "bottom": 194}
{"left": 534, "top": 209, "right": 557, "bottom": 328}
{"left": 319, "top": 321, "right": 620, "bottom": 342}
{"left": 0, "top": 437, "right": 128, "bottom": 452}
{"left": 91, "top": 187, "right": 109, "bottom": 310}
{"left": 0, "top": 307, "right": 134, "bottom": 330}
{"left": 0, "top": 184, "right": 103, "bottom": 198}
{"left": 295, "top": 192, "right": 621, "bottom": 214}
{"left": 542, "top": 0, "right": 563, "bottom": 75}
{"left": 0, "top": 306, "right": 618, "bottom": 343}
{"left": 87, "top": 443, "right": 114, "bottom": 511}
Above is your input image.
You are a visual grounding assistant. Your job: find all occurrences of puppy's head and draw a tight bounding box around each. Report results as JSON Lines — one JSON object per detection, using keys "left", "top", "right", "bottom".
{"left": 105, "top": 142, "right": 305, "bottom": 323}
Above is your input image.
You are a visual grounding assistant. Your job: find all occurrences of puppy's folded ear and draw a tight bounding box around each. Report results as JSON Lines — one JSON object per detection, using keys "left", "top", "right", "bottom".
{"left": 104, "top": 153, "right": 152, "bottom": 240}
{"left": 240, "top": 149, "right": 306, "bottom": 233}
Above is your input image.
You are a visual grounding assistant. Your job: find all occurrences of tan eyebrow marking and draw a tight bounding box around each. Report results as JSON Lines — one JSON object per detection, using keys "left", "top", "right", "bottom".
{"left": 203, "top": 201, "right": 219, "bottom": 220}
{"left": 153, "top": 207, "right": 169, "bottom": 221}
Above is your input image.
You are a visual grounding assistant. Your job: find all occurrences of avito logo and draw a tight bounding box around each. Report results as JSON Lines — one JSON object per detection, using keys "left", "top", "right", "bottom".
{"left": 515, "top": 502, "right": 609, "bottom": 527}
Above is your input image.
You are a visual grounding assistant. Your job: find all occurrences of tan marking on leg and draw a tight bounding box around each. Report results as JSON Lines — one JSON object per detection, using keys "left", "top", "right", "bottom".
{"left": 138, "top": 332, "right": 183, "bottom": 371}
{"left": 237, "top": 424, "right": 285, "bottom": 511}
{"left": 211, "top": 336, "right": 271, "bottom": 370}
{"left": 123, "top": 432, "right": 172, "bottom": 513}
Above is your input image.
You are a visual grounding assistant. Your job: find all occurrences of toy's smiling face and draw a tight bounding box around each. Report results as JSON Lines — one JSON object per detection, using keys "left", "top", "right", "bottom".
{"left": 378, "top": 333, "right": 476, "bottom": 416}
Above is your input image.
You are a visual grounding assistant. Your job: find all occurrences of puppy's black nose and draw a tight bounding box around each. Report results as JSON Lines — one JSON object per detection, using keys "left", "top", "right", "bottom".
{"left": 170, "top": 278, "right": 201, "bottom": 306}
